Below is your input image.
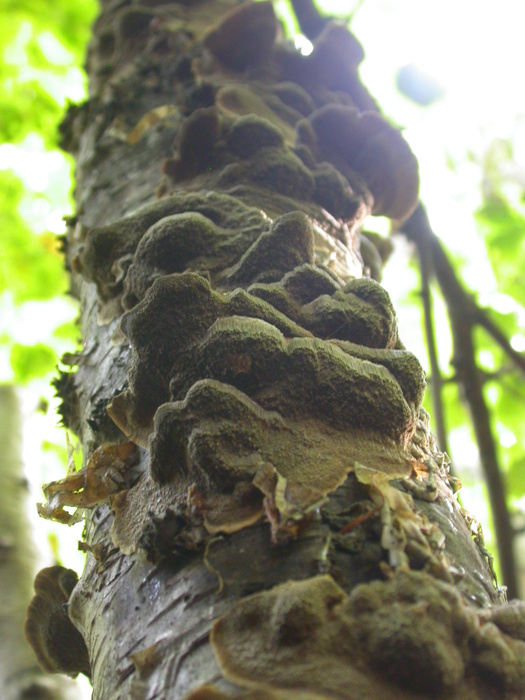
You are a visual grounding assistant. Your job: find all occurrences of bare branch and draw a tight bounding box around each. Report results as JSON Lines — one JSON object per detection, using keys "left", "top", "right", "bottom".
{"left": 401, "top": 203, "right": 518, "bottom": 598}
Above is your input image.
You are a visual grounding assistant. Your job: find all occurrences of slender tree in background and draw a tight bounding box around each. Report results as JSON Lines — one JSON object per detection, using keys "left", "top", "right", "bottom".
{"left": 25, "top": 1, "right": 525, "bottom": 698}
{"left": 0, "top": 386, "right": 79, "bottom": 700}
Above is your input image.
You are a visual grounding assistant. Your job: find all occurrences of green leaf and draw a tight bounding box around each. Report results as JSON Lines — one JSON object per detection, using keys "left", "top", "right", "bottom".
{"left": 0, "top": 170, "right": 67, "bottom": 302}
{"left": 475, "top": 197, "right": 525, "bottom": 307}
{"left": 10, "top": 342, "right": 57, "bottom": 382}
{"left": 0, "top": 80, "right": 62, "bottom": 145}
{"left": 505, "top": 449, "right": 525, "bottom": 500}
{"left": 0, "top": 1, "right": 97, "bottom": 145}
{"left": 0, "top": 0, "right": 98, "bottom": 64}
{"left": 441, "top": 382, "right": 471, "bottom": 435}
{"left": 52, "top": 319, "right": 80, "bottom": 343}
{"left": 490, "top": 376, "right": 525, "bottom": 439}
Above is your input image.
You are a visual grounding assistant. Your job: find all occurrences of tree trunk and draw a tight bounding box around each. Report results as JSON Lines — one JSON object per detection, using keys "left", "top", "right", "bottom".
{"left": 26, "top": 1, "right": 525, "bottom": 699}
{"left": 0, "top": 386, "right": 80, "bottom": 700}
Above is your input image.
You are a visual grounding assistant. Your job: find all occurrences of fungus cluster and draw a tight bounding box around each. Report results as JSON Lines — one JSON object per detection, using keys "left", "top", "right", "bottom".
{"left": 208, "top": 572, "right": 525, "bottom": 699}
{"left": 50, "top": 0, "right": 428, "bottom": 566}
{"left": 24, "top": 567, "right": 91, "bottom": 679}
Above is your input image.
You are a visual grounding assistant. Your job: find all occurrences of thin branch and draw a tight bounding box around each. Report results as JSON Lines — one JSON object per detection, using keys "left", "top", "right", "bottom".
{"left": 474, "top": 308, "right": 525, "bottom": 375}
{"left": 429, "top": 366, "right": 518, "bottom": 385}
{"left": 348, "top": 0, "right": 366, "bottom": 23}
{"left": 498, "top": 373, "right": 525, "bottom": 406}
{"left": 416, "top": 236, "right": 450, "bottom": 457}
{"left": 288, "top": 0, "right": 331, "bottom": 40}
{"left": 402, "top": 203, "right": 518, "bottom": 598}
{"left": 480, "top": 366, "right": 521, "bottom": 383}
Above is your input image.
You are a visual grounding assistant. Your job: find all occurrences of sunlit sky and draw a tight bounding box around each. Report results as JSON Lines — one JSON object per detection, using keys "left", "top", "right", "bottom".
{"left": 351, "top": 0, "right": 525, "bottom": 248}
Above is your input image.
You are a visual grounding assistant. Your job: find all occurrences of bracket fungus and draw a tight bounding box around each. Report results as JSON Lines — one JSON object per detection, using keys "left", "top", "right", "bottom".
{"left": 203, "top": 0, "right": 277, "bottom": 72}
{"left": 122, "top": 211, "right": 226, "bottom": 308}
{"left": 73, "top": 191, "right": 271, "bottom": 321}
{"left": 109, "top": 274, "right": 423, "bottom": 447}
{"left": 163, "top": 106, "right": 222, "bottom": 183}
{"left": 99, "top": 208, "right": 427, "bottom": 554}
{"left": 108, "top": 272, "right": 310, "bottom": 438}
{"left": 224, "top": 211, "right": 315, "bottom": 284}
{"left": 217, "top": 144, "right": 316, "bottom": 201}
{"left": 227, "top": 114, "right": 285, "bottom": 158}
{"left": 215, "top": 84, "right": 298, "bottom": 145}
{"left": 299, "top": 105, "right": 419, "bottom": 220}
{"left": 25, "top": 566, "right": 90, "bottom": 678}
{"left": 106, "top": 293, "right": 425, "bottom": 553}
{"left": 186, "top": 687, "right": 332, "bottom": 700}
{"left": 210, "top": 572, "right": 525, "bottom": 699}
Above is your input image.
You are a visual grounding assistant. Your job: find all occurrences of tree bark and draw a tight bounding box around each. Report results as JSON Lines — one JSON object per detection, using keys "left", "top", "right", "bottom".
{"left": 0, "top": 386, "right": 80, "bottom": 700}
{"left": 26, "top": 2, "right": 525, "bottom": 699}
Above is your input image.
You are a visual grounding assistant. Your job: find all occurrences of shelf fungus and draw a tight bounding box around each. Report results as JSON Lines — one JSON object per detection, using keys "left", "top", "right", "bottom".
{"left": 96, "top": 189, "right": 426, "bottom": 561}
{"left": 227, "top": 114, "right": 285, "bottom": 158}
{"left": 123, "top": 210, "right": 319, "bottom": 312}
{"left": 108, "top": 305, "right": 425, "bottom": 554}
{"left": 216, "top": 142, "right": 316, "bottom": 202}
{"left": 274, "top": 21, "right": 377, "bottom": 113}
{"left": 108, "top": 270, "right": 422, "bottom": 443}
{"left": 297, "top": 105, "right": 419, "bottom": 220}
{"left": 305, "top": 23, "right": 364, "bottom": 88}
{"left": 25, "top": 566, "right": 90, "bottom": 678}
{"left": 37, "top": 441, "right": 138, "bottom": 525}
{"left": 72, "top": 191, "right": 270, "bottom": 322}
{"left": 73, "top": 84, "right": 418, "bottom": 323}
{"left": 215, "top": 84, "right": 298, "bottom": 145}
{"left": 223, "top": 211, "right": 315, "bottom": 285}
{"left": 186, "top": 686, "right": 332, "bottom": 699}
{"left": 210, "top": 572, "right": 525, "bottom": 699}
{"left": 203, "top": 0, "right": 278, "bottom": 72}
{"left": 107, "top": 273, "right": 311, "bottom": 442}
{"left": 162, "top": 106, "right": 220, "bottom": 182}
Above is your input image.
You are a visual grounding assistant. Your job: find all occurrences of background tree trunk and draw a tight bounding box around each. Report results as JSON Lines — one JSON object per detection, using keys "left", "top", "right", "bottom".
{"left": 26, "top": 1, "right": 525, "bottom": 699}
{"left": 0, "top": 385, "right": 79, "bottom": 700}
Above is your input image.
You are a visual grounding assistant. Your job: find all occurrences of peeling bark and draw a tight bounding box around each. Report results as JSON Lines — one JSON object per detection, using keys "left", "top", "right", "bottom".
{"left": 26, "top": 2, "right": 525, "bottom": 699}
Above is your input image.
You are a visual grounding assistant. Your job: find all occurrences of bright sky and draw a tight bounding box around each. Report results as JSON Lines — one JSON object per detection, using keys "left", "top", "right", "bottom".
{"left": 355, "top": 1, "right": 524, "bottom": 243}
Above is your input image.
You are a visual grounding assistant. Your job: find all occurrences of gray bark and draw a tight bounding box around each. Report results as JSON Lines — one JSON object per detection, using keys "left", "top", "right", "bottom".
{"left": 26, "top": 1, "right": 525, "bottom": 699}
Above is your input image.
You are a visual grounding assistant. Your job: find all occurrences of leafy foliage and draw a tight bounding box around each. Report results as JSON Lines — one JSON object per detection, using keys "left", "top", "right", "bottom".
{"left": 0, "top": 0, "right": 96, "bottom": 382}
{"left": 0, "top": 0, "right": 97, "bottom": 143}
{"left": 0, "top": 170, "right": 66, "bottom": 302}
{"left": 475, "top": 197, "right": 525, "bottom": 308}
{"left": 10, "top": 342, "right": 57, "bottom": 383}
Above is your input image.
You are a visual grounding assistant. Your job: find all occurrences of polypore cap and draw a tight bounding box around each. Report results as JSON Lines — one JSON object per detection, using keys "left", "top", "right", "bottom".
{"left": 303, "top": 106, "right": 419, "bottom": 220}
{"left": 24, "top": 566, "right": 90, "bottom": 678}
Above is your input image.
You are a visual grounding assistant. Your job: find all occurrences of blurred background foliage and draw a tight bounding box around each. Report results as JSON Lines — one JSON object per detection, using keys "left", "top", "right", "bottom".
{"left": 1, "top": 0, "right": 524, "bottom": 592}
{"left": 0, "top": 0, "right": 98, "bottom": 577}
